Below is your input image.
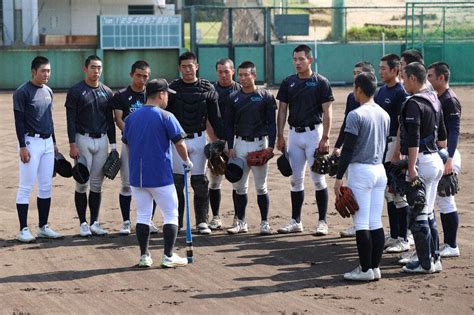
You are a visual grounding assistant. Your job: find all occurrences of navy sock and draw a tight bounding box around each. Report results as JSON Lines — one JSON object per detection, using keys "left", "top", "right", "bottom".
{"left": 16, "top": 203, "right": 29, "bottom": 230}
{"left": 440, "top": 212, "right": 459, "bottom": 248}
{"left": 257, "top": 194, "right": 269, "bottom": 221}
{"left": 209, "top": 189, "right": 221, "bottom": 217}
{"left": 291, "top": 191, "right": 304, "bottom": 222}
{"left": 387, "top": 202, "right": 399, "bottom": 239}
{"left": 356, "top": 230, "right": 372, "bottom": 272}
{"left": 37, "top": 197, "right": 51, "bottom": 228}
{"left": 398, "top": 206, "right": 409, "bottom": 240}
{"left": 119, "top": 194, "right": 131, "bottom": 222}
{"left": 135, "top": 223, "right": 150, "bottom": 256}
{"left": 234, "top": 193, "right": 248, "bottom": 221}
{"left": 370, "top": 228, "right": 385, "bottom": 269}
{"left": 162, "top": 224, "right": 178, "bottom": 257}
{"left": 315, "top": 188, "right": 328, "bottom": 222}
{"left": 89, "top": 191, "right": 101, "bottom": 223}
{"left": 74, "top": 192, "right": 87, "bottom": 224}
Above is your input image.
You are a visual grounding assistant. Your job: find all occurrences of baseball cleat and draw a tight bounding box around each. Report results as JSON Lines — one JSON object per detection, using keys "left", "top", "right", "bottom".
{"left": 17, "top": 227, "right": 36, "bottom": 243}
{"left": 339, "top": 226, "right": 356, "bottom": 238}
{"left": 433, "top": 258, "right": 443, "bottom": 273}
{"left": 343, "top": 266, "right": 375, "bottom": 281}
{"left": 314, "top": 220, "right": 329, "bottom": 236}
{"left": 373, "top": 267, "right": 382, "bottom": 280}
{"left": 209, "top": 216, "right": 223, "bottom": 230}
{"left": 36, "top": 225, "right": 62, "bottom": 239}
{"left": 385, "top": 238, "right": 410, "bottom": 253}
{"left": 90, "top": 221, "right": 108, "bottom": 236}
{"left": 149, "top": 221, "right": 160, "bottom": 234}
{"left": 407, "top": 232, "right": 415, "bottom": 246}
{"left": 402, "top": 260, "right": 435, "bottom": 274}
{"left": 439, "top": 244, "right": 460, "bottom": 258}
{"left": 384, "top": 235, "right": 398, "bottom": 249}
{"left": 119, "top": 220, "right": 131, "bottom": 235}
{"left": 260, "top": 220, "right": 272, "bottom": 235}
{"left": 398, "top": 250, "right": 418, "bottom": 265}
{"left": 79, "top": 222, "right": 92, "bottom": 237}
{"left": 277, "top": 219, "right": 303, "bottom": 234}
{"left": 161, "top": 253, "right": 188, "bottom": 268}
{"left": 227, "top": 220, "right": 248, "bottom": 234}
{"left": 197, "top": 222, "right": 212, "bottom": 235}
{"left": 138, "top": 254, "right": 153, "bottom": 268}
{"left": 231, "top": 216, "right": 239, "bottom": 228}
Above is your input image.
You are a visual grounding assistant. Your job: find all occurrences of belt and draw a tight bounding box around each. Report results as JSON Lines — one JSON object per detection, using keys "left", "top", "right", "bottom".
{"left": 237, "top": 135, "right": 263, "bottom": 142}
{"left": 79, "top": 131, "right": 105, "bottom": 138}
{"left": 289, "top": 125, "right": 316, "bottom": 133}
{"left": 185, "top": 131, "right": 203, "bottom": 139}
{"left": 26, "top": 132, "right": 51, "bottom": 139}
{"left": 422, "top": 151, "right": 433, "bottom": 155}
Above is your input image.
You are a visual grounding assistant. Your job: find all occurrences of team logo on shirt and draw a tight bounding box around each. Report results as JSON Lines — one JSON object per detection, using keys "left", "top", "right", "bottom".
{"left": 128, "top": 96, "right": 133, "bottom": 101}
{"left": 97, "top": 91, "right": 108, "bottom": 97}
{"left": 405, "top": 117, "right": 415, "bottom": 121}
{"left": 234, "top": 97, "right": 239, "bottom": 103}
{"left": 305, "top": 82, "right": 316, "bottom": 87}
{"left": 290, "top": 82, "right": 296, "bottom": 88}
{"left": 130, "top": 100, "right": 144, "bottom": 113}
{"left": 251, "top": 96, "right": 263, "bottom": 102}
{"left": 384, "top": 98, "right": 391, "bottom": 104}
{"left": 82, "top": 90, "right": 87, "bottom": 96}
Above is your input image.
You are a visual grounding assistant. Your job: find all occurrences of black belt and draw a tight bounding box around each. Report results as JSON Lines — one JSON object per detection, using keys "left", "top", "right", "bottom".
{"left": 289, "top": 125, "right": 316, "bottom": 133}
{"left": 185, "top": 131, "right": 203, "bottom": 139}
{"left": 79, "top": 131, "right": 105, "bottom": 139}
{"left": 237, "top": 135, "right": 263, "bottom": 142}
{"left": 26, "top": 132, "right": 51, "bottom": 139}
{"left": 422, "top": 151, "right": 433, "bottom": 155}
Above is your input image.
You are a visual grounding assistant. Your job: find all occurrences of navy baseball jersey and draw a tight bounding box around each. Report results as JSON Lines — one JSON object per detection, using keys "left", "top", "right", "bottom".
{"left": 438, "top": 88, "right": 461, "bottom": 158}
{"left": 400, "top": 90, "right": 447, "bottom": 155}
{"left": 213, "top": 81, "right": 241, "bottom": 118}
{"left": 13, "top": 81, "right": 54, "bottom": 147}
{"left": 109, "top": 86, "right": 146, "bottom": 121}
{"left": 276, "top": 73, "right": 334, "bottom": 127}
{"left": 65, "top": 81, "right": 115, "bottom": 144}
{"left": 374, "top": 82, "right": 407, "bottom": 137}
{"left": 225, "top": 88, "right": 277, "bottom": 149}
{"left": 334, "top": 92, "right": 360, "bottom": 149}
{"left": 122, "top": 106, "right": 185, "bottom": 188}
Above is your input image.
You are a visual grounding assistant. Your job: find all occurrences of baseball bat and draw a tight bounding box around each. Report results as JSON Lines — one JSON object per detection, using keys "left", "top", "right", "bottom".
{"left": 184, "top": 170, "right": 194, "bottom": 263}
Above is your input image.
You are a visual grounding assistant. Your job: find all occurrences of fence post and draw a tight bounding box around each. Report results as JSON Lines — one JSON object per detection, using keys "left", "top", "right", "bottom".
{"left": 190, "top": 6, "right": 196, "bottom": 53}
{"left": 264, "top": 7, "right": 273, "bottom": 85}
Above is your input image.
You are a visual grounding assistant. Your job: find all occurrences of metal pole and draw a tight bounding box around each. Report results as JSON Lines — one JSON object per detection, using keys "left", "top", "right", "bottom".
{"left": 411, "top": 3, "right": 415, "bottom": 48}
{"left": 420, "top": 7, "right": 424, "bottom": 56}
{"left": 405, "top": 3, "right": 408, "bottom": 49}
{"left": 190, "top": 6, "right": 196, "bottom": 53}
{"left": 442, "top": 6, "right": 446, "bottom": 60}
{"left": 228, "top": 8, "right": 234, "bottom": 63}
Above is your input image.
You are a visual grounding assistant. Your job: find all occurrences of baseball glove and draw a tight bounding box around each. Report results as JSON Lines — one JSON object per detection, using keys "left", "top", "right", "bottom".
{"left": 246, "top": 150, "right": 274, "bottom": 167}
{"left": 387, "top": 160, "right": 409, "bottom": 195}
{"left": 103, "top": 150, "right": 120, "bottom": 180}
{"left": 405, "top": 176, "right": 426, "bottom": 208}
{"left": 208, "top": 152, "right": 228, "bottom": 176}
{"left": 311, "top": 151, "right": 338, "bottom": 176}
{"left": 335, "top": 186, "right": 359, "bottom": 218}
{"left": 437, "top": 173, "right": 460, "bottom": 197}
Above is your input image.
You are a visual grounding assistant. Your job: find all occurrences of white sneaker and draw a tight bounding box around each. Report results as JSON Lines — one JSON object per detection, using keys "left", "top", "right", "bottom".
{"left": 339, "top": 226, "right": 356, "bottom": 238}
{"left": 402, "top": 260, "right": 435, "bottom": 274}
{"left": 343, "top": 266, "right": 375, "bottom": 281}
{"left": 385, "top": 238, "right": 410, "bottom": 253}
{"left": 433, "top": 257, "right": 443, "bottom": 273}
{"left": 209, "top": 216, "right": 223, "bottom": 230}
{"left": 231, "top": 216, "right": 239, "bottom": 228}
{"left": 314, "top": 220, "right": 328, "bottom": 236}
{"left": 439, "top": 244, "right": 460, "bottom": 258}
{"left": 407, "top": 232, "right": 415, "bottom": 246}
{"left": 373, "top": 267, "right": 382, "bottom": 280}
{"left": 138, "top": 254, "right": 153, "bottom": 268}
{"left": 398, "top": 250, "right": 418, "bottom": 265}
{"left": 197, "top": 222, "right": 212, "bottom": 235}
{"left": 149, "top": 221, "right": 160, "bottom": 234}
{"left": 90, "top": 221, "right": 108, "bottom": 236}
{"left": 384, "top": 236, "right": 398, "bottom": 249}
{"left": 119, "top": 220, "right": 131, "bottom": 235}
{"left": 79, "top": 222, "right": 92, "bottom": 237}
{"left": 277, "top": 219, "right": 303, "bottom": 234}
{"left": 227, "top": 220, "right": 248, "bottom": 234}
{"left": 260, "top": 221, "right": 272, "bottom": 235}
{"left": 161, "top": 253, "right": 188, "bottom": 268}
{"left": 36, "top": 225, "right": 62, "bottom": 239}
{"left": 17, "top": 227, "right": 36, "bottom": 243}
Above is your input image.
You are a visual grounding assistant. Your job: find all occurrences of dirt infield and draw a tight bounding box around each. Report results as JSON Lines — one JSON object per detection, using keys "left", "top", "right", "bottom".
{"left": 0, "top": 87, "right": 472, "bottom": 314}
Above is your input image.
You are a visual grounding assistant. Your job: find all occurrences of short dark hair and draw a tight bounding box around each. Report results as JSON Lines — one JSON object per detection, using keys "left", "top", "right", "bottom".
{"left": 31, "top": 56, "right": 49, "bottom": 70}
{"left": 293, "top": 44, "right": 313, "bottom": 58}
{"left": 404, "top": 62, "right": 426, "bottom": 84}
{"left": 354, "top": 72, "right": 377, "bottom": 97}
{"left": 131, "top": 60, "right": 150, "bottom": 73}
{"left": 428, "top": 61, "right": 450, "bottom": 82}
{"left": 85, "top": 55, "right": 102, "bottom": 67}
{"left": 215, "top": 58, "right": 234, "bottom": 70}
{"left": 380, "top": 53, "right": 400, "bottom": 70}
{"left": 238, "top": 61, "right": 256, "bottom": 75}
{"left": 401, "top": 49, "right": 423, "bottom": 65}
{"left": 179, "top": 52, "right": 197, "bottom": 65}
{"left": 354, "top": 61, "right": 374, "bottom": 74}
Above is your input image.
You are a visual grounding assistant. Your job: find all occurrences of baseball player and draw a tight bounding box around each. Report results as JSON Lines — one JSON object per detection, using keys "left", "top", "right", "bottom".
{"left": 65, "top": 55, "right": 116, "bottom": 237}
{"left": 167, "top": 52, "right": 223, "bottom": 235}
{"left": 225, "top": 61, "right": 277, "bottom": 235}
{"left": 397, "top": 62, "right": 447, "bottom": 273}
{"left": 334, "top": 72, "right": 390, "bottom": 281}
{"left": 208, "top": 58, "right": 241, "bottom": 230}
{"left": 13, "top": 56, "right": 62, "bottom": 242}
{"left": 276, "top": 44, "right": 334, "bottom": 236}
{"left": 122, "top": 78, "right": 191, "bottom": 268}
{"left": 110, "top": 60, "right": 160, "bottom": 235}
{"left": 375, "top": 54, "right": 411, "bottom": 253}
{"left": 427, "top": 61, "right": 462, "bottom": 258}
{"left": 332, "top": 61, "right": 374, "bottom": 238}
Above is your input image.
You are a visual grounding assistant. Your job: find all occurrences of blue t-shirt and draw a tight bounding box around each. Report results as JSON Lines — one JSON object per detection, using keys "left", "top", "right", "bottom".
{"left": 374, "top": 82, "right": 407, "bottom": 137}
{"left": 122, "top": 106, "right": 185, "bottom": 188}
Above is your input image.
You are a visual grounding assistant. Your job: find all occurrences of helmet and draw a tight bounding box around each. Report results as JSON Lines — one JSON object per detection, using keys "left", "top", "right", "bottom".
{"left": 54, "top": 152, "right": 73, "bottom": 178}
{"left": 225, "top": 157, "right": 245, "bottom": 183}
{"left": 72, "top": 162, "right": 89, "bottom": 184}
{"left": 277, "top": 151, "right": 292, "bottom": 177}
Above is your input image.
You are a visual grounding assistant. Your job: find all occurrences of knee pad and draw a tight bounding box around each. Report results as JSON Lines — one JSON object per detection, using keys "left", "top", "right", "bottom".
{"left": 173, "top": 174, "right": 185, "bottom": 191}
{"left": 120, "top": 186, "right": 132, "bottom": 196}
{"left": 290, "top": 178, "right": 304, "bottom": 192}
{"left": 191, "top": 175, "right": 209, "bottom": 195}
{"left": 16, "top": 185, "right": 33, "bottom": 204}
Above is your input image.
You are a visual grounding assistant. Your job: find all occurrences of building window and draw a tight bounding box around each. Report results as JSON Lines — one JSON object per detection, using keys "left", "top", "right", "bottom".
{"left": 128, "top": 5, "right": 154, "bottom": 15}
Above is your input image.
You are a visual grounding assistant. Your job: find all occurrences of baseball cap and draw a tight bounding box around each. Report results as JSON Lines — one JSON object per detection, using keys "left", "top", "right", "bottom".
{"left": 146, "top": 78, "right": 176, "bottom": 94}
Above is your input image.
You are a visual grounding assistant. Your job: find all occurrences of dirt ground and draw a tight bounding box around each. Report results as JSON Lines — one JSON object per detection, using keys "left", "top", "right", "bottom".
{"left": 0, "top": 86, "right": 472, "bottom": 314}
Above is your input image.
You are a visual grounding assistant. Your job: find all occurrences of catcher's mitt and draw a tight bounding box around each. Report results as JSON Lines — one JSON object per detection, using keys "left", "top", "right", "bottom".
{"left": 405, "top": 176, "right": 426, "bottom": 208}
{"left": 311, "top": 151, "right": 338, "bottom": 176}
{"left": 387, "top": 160, "right": 409, "bottom": 195}
{"left": 103, "top": 150, "right": 120, "bottom": 180}
{"left": 437, "top": 173, "right": 460, "bottom": 197}
{"left": 335, "top": 186, "right": 359, "bottom": 218}
{"left": 246, "top": 150, "right": 274, "bottom": 167}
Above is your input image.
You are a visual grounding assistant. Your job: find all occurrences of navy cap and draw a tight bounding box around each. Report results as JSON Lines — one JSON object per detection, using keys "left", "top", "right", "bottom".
{"left": 146, "top": 78, "right": 176, "bottom": 94}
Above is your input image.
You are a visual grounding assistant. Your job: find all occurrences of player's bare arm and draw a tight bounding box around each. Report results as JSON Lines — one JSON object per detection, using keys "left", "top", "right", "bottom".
{"left": 277, "top": 101, "right": 288, "bottom": 151}
{"left": 319, "top": 100, "right": 332, "bottom": 153}
{"left": 114, "top": 109, "right": 125, "bottom": 131}
{"left": 205, "top": 119, "right": 218, "bottom": 142}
